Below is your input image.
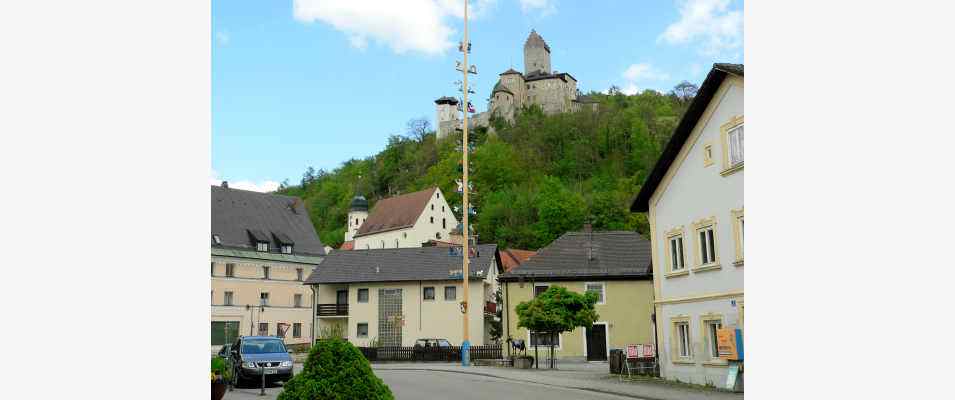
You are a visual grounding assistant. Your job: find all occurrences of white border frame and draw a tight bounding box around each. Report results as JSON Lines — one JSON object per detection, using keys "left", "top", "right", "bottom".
{"left": 583, "top": 282, "right": 607, "bottom": 305}
{"left": 582, "top": 321, "right": 610, "bottom": 361}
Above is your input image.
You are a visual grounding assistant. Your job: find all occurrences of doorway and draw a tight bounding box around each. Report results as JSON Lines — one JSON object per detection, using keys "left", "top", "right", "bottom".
{"left": 585, "top": 323, "right": 608, "bottom": 361}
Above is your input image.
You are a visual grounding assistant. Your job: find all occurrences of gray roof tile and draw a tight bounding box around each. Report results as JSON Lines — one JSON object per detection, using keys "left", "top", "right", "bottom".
{"left": 500, "top": 231, "right": 651, "bottom": 280}
{"left": 211, "top": 185, "right": 325, "bottom": 256}
{"left": 305, "top": 244, "right": 499, "bottom": 284}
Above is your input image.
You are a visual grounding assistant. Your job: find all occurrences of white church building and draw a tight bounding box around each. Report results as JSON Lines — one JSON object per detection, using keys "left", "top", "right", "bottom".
{"left": 342, "top": 187, "right": 459, "bottom": 250}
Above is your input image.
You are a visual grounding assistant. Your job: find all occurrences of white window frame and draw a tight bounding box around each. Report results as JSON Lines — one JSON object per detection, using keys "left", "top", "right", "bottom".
{"left": 692, "top": 217, "right": 720, "bottom": 271}
{"left": 260, "top": 292, "right": 269, "bottom": 306}
{"left": 292, "top": 323, "right": 302, "bottom": 338}
{"left": 444, "top": 285, "right": 457, "bottom": 301}
{"left": 423, "top": 286, "right": 436, "bottom": 301}
{"left": 256, "top": 242, "right": 269, "bottom": 252}
{"left": 672, "top": 318, "right": 692, "bottom": 361}
{"left": 224, "top": 291, "right": 234, "bottom": 306}
{"left": 581, "top": 321, "right": 610, "bottom": 360}
{"left": 669, "top": 235, "right": 686, "bottom": 271}
{"left": 720, "top": 115, "right": 744, "bottom": 175}
{"left": 281, "top": 245, "right": 293, "bottom": 254}
{"left": 294, "top": 293, "right": 303, "bottom": 308}
{"left": 357, "top": 288, "right": 369, "bottom": 303}
{"left": 728, "top": 125, "right": 744, "bottom": 167}
{"left": 225, "top": 263, "right": 235, "bottom": 277}
{"left": 698, "top": 226, "right": 716, "bottom": 265}
{"left": 357, "top": 322, "right": 369, "bottom": 338}
{"left": 584, "top": 282, "right": 606, "bottom": 305}
{"left": 262, "top": 266, "right": 270, "bottom": 280}
{"left": 701, "top": 316, "right": 724, "bottom": 361}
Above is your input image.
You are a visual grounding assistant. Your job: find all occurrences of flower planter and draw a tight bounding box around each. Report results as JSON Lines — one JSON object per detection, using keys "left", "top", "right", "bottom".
{"left": 212, "top": 381, "right": 226, "bottom": 400}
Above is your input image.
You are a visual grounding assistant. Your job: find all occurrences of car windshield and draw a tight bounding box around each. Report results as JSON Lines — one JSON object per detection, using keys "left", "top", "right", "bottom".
{"left": 241, "top": 338, "right": 286, "bottom": 354}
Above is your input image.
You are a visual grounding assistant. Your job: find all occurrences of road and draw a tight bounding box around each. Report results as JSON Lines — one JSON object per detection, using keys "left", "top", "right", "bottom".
{"left": 224, "top": 365, "right": 639, "bottom": 400}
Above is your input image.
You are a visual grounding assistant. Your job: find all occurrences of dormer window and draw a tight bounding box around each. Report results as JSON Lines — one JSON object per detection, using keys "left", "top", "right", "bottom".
{"left": 256, "top": 242, "right": 269, "bottom": 252}
{"left": 212, "top": 234, "right": 221, "bottom": 245}
{"left": 281, "top": 244, "right": 293, "bottom": 254}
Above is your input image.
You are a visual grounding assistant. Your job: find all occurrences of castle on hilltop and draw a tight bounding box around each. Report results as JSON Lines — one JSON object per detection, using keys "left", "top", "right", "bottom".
{"left": 436, "top": 30, "right": 598, "bottom": 139}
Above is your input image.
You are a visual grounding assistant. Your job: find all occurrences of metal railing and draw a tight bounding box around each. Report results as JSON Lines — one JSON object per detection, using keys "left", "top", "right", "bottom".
{"left": 316, "top": 303, "right": 348, "bottom": 316}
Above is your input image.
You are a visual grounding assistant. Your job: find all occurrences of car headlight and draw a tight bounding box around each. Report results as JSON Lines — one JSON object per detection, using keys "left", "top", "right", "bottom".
{"left": 243, "top": 361, "right": 257, "bottom": 368}
{"left": 280, "top": 361, "right": 292, "bottom": 367}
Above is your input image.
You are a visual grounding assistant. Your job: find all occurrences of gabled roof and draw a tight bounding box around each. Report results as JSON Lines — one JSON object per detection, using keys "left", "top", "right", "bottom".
{"left": 500, "top": 249, "right": 537, "bottom": 273}
{"left": 500, "top": 68, "right": 522, "bottom": 76}
{"left": 498, "top": 231, "right": 652, "bottom": 281}
{"left": 339, "top": 240, "right": 355, "bottom": 251}
{"left": 355, "top": 187, "right": 438, "bottom": 237}
{"left": 630, "top": 63, "right": 744, "bottom": 212}
{"left": 211, "top": 185, "right": 325, "bottom": 256}
{"left": 304, "top": 244, "right": 499, "bottom": 284}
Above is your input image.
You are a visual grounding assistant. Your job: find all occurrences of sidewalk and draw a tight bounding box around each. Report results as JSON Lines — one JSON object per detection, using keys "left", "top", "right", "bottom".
{"left": 373, "top": 362, "right": 743, "bottom": 400}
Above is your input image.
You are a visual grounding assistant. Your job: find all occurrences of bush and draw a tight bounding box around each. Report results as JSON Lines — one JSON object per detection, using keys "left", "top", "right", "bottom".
{"left": 278, "top": 338, "right": 393, "bottom": 400}
{"left": 211, "top": 356, "right": 231, "bottom": 382}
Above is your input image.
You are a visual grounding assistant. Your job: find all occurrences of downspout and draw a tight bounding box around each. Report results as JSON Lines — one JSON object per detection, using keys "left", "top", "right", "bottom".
{"left": 504, "top": 277, "right": 510, "bottom": 357}
{"left": 310, "top": 285, "right": 317, "bottom": 345}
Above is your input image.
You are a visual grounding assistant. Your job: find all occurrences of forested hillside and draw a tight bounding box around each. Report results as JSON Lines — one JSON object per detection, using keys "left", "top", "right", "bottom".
{"left": 278, "top": 85, "right": 695, "bottom": 250}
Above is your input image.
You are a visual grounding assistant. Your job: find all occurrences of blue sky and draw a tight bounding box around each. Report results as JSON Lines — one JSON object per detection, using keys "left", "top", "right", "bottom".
{"left": 212, "top": 0, "right": 743, "bottom": 191}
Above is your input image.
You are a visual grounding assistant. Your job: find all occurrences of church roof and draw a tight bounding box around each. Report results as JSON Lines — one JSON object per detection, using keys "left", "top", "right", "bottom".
{"left": 524, "top": 29, "right": 551, "bottom": 52}
{"left": 354, "top": 187, "right": 439, "bottom": 237}
{"left": 492, "top": 80, "right": 513, "bottom": 95}
{"left": 500, "top": 68, "right": 522, "bottom": 76}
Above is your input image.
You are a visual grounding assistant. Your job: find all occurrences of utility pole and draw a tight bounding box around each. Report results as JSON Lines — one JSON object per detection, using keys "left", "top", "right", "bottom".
{"left": 460, "top": 0, "right": 472, "bottom": 367}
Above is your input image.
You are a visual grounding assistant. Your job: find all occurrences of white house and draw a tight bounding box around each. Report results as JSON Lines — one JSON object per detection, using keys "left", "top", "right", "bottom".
{"left": 631, "top": 64, "right": 744, "bottom": 386}
{"left": 342, "top": 187, "right": 459, "bottom": 250}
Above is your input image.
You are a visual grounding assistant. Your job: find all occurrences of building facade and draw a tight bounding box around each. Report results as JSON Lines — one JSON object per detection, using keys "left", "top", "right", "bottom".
{"left": 499, "top": 230, "right": 655, "bottom": 362}
{"left": 347, "top": 187, "right": 459, "bottom": 250}
{"left": 211, "top": 184, "right": 325, "bottom": 351}
{"left": 305, "top": 245, "right": 501, "bottom": 347}
{"left": 631, "top": 64, "right": 744, "bottom": 386}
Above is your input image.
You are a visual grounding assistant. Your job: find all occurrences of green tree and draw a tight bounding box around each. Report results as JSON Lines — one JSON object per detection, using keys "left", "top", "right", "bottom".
{"left": 515, "top": 286, "right": 599, "bottom": 368}
{"left": 533, "top": 176, "right": 586, "bottom": 246}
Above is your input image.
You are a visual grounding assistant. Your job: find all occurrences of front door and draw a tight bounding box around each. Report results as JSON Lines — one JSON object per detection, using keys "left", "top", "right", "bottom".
{"left": 586, "top": 324, "right": 607, "bottom": 361}
{"left": 336, "top": 290, "right": 348, "bottom": 314}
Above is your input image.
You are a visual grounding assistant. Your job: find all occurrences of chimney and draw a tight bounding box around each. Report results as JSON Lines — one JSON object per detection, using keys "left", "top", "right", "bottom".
{"left": 221, "top": 181, "right": 229, "bottom": 188}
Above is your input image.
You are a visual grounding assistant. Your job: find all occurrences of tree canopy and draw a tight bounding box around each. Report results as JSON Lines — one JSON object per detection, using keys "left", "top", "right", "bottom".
{"left": 515, "top": 286, "right": 599, "bottom": 335}
{"left": 278, "top": 86, "right": 692, "bottom": 250}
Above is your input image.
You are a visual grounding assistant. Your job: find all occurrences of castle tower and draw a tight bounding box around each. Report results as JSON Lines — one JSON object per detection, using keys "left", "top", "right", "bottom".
{"left": 434, "top": 96, "right": 460, "bottom": 139}
{"left": 344, "top": 194, "right": 369, "bottom": 242}
{"left": 524, "top": 30, "right": 551, "bottom": 75}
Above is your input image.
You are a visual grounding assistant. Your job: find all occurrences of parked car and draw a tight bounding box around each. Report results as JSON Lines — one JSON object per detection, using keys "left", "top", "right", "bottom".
{"left": 413, "top": 338, "right": 456, "bottom": 361}
{"left": 229, "top": 336, "right": 294, "bottom": 387}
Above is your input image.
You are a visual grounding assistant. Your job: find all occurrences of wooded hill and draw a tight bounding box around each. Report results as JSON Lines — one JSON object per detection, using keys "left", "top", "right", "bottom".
{"left": 278, "top": 86, "right": 695, "bottom": 250}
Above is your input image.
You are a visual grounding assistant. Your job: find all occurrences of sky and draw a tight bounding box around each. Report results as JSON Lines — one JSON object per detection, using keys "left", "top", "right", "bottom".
{"left": 212, "top": 0, "right": 743, "bottom": 192}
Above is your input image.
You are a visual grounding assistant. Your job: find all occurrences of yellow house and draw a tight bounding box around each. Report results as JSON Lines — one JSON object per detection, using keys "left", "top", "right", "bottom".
{"left": 305, "top": 244, "right": 500, "bottom": 347}
{"left": 211, "top": 183, "right": 325, "bottom": 352}
{"left": 499, "top": 229, "right": 654, "bottom": 362}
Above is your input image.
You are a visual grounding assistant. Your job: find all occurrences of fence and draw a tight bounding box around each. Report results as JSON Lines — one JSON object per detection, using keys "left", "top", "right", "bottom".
{"left": 358, "top": 345, "right": 503, "bottom": 362}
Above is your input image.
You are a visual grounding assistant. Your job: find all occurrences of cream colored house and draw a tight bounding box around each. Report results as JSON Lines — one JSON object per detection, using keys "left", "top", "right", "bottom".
{"left": 499, "top": 229, "right": 654, "bottom": 362}
{"left": 631, "top": 64, "right": 744, "bottom": 386}
{"left": 342, "top": 187, "right": 459, "bottom": 250}
{"left": 211, "top": 183, "right": 325, "bottom": 351}
{"left": 305, "top": 244, "right": 500, "bottom": 347}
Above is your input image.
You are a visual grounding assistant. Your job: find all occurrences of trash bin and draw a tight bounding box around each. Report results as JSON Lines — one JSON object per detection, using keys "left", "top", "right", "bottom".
{"left": 609, "top": 349, "right": 624, "bottom": 374}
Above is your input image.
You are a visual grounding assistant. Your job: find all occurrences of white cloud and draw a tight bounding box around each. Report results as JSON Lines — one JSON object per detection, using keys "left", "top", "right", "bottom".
{"left": 623, "top": 63, "right": 670, "bottom": 82}
{"left": 215, "top": 31, "right": 229, "bottom": 46}
{"left": 658, "top": 0, "right": 742, "bottom": 56}
{"left": 519, "top": 0, "right": 556, "bottom": 15}
{"left": 619, "top": 63, "right": 669, "bottom": 95}
{"left": 293, "top": 0, "right": 497, "bottom": 55}
{"left": 210, "top": 170, "right": 281, "bottom": 193}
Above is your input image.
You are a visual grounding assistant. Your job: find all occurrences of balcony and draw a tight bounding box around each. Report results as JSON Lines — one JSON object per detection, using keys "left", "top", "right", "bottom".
{"left": 317, "top": 303, "right": 348, "bottom": 317}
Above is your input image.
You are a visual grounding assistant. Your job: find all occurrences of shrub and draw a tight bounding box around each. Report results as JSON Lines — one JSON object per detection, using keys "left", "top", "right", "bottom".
{"left": 278, "top": 338, "right": 393, "bottom": 400}
{"left": 211, "top": 356, "right": 231, "bottom": 382}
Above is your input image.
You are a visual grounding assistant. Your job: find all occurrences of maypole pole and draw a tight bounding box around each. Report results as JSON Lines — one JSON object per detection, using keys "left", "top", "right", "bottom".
{"left": 460, "top": 0, "right": 472, "bottom": 367}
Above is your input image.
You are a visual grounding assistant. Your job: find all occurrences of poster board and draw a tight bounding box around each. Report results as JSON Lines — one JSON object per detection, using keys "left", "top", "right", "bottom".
{"left": 626, "top": 344, "right": 654, "bottom": 359}
{"left": 717, "top": 328, "right": 738, "bottom": 360}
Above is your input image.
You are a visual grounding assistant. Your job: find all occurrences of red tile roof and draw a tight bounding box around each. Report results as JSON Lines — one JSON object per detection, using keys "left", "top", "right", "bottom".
{"left": 500, "top": 248, "right": 536, "bottom": 272}
{"left": 355, "top": 188, "right": 438, "bottom": 237}
{"left": 339, "top": 240, "right": 354, "bottom": 251}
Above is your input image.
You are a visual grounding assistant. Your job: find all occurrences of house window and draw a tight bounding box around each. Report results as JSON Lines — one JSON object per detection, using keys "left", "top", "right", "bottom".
{"left": 256, "top": 242, "right": 269, "bottom": 252}
{"left": 357, "top": 288, "right": 369, "bottom": 303}
{"left": 444, "top": 286, "right": 456, "bottom": 301}
{"left": 296, "top": 268, "right": 303, "bottom": 281}
{"left": 703, "top": 317, "right": 723, "bottom": 360}
{"left": 431, "top": 204, "right": 434, "bottom": 210}
{"left": 430, "top": 216, "right": 434, "bottom": 224}
{"left": 260, "top": 292, "right": 269, "bottom": 306}
{"left": 258, "top": 322, "right": 269, "bottom": 336}
{"left": 442, "top": 218, "right": 446, "bottom": 229}
{"left": 211, "top": 262, "right": 215, "bottom": 276}
{"left": 213, "top": 234, "right": 221, "bottom": 245}
{"left": 703, "top": 144, "right": 714, "bottom": 167}
{"left": 442, "top": 206, "right": 445, "bottom": 212}
{"left": 584, "top": 282, "right": 605, "bottom": 304}
{"left": 529, "top": 331, "right": 560, "bottom": 348}
{"left": 667, "top": 232, "right": 686, "bottom": 272}
{"left": 673, "top": 319, "right": 691, "bottom": 359}
{"left": 728, "top": 125, "right": 744, "bottom": 167}
{"left": 534, "top": 284, "right": 549, "bottom": 298}
{"left": 395, "top": 239, "right": 399, "bottom": 248}
{"left": 281, "top": 245, "right": 293, "bottom": 254}
{"left": 357, "top": 323, "right": 369, "bottom": 338}
{"left": 380, "top": 240, "right": 385, "bottom": 248}
{"left": 732, "top": 209, "right": 744, "bottom": 264}
{"left": 355, "top": 218, "right": 359, "bottom": 226}
{"left": 436, "top": 192, "right": 440, "bottom": 198}
{"left": 225, "top": 263, "right": 234, "bottom": 277}
{"left": 294, "top": 294, "right": 303, "bottom": 308}
{"left": 436, "top": 232, "right": 441, "bottom": 239}
{"left": 698, "top": 226, "right": 716, "bottom": 265}
{"left": 293, "top": 323, "right": 302, "bottom": 338}
{"left": 224, "top": 291, "right": 234, "bottom": 306}
{"left": 423, "top": 286, "right": 435, "bottom": 300}
{"left": 262, "top": 266, "right": 270, "bottom": 280}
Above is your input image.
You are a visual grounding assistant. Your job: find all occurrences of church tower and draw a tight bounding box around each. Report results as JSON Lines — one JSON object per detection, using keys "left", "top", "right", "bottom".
{"left": 434, "top": 96, "right": 460, "bottom": 139}
{"left": 523, "top": 30, "right": 551, "bottom": 75}
{"left": 344, "top": 195, "right": 368, "bottom": 242}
